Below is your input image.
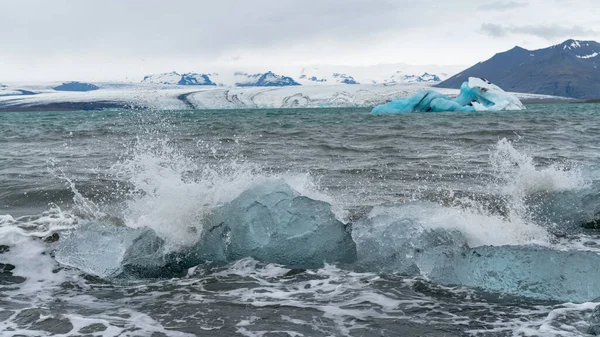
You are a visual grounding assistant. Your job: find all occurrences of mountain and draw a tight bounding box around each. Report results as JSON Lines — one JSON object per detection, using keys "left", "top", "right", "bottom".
{"left": 141, "top": 64, "right": 465, "bottom": 88}
{"left": 297, "top": 71, "right": 360, "bottom": 85}
{"left": 437, "top": 39, "right": 600, "bottom": 99}
{"left": 142, "top": 72, "right": 216, "bottom": 86}
{"left": 234, "top": 71, "right": 300, "bottom": 87}
{"left": 385, "top": 72, "right": 441, "bottom": 84}
{"left": 54, "top": 81, "right": 99, "bottom": 92}
{"left": 296, "top": 66, "right": 453, "bottom": 85}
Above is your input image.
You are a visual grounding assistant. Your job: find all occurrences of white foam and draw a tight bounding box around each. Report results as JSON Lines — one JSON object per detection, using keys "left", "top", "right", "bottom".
{"left": 112, "top": 137, "right": 339, "bottom": 248}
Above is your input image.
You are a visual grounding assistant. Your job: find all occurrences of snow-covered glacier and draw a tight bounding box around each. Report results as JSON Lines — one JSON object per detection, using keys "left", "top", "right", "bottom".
{"left": 372, "top": 77, "right": 525, "bottom": 113}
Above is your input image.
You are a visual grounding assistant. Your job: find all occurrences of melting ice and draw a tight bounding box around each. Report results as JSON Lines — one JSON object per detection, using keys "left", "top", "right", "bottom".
{"left": 56, "top": 180, "right": 356, "bottom": 278}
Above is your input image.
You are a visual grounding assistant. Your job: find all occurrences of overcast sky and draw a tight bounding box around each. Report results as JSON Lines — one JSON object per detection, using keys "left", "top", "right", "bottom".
{"left": 1, "top": 0, "right": 599, "bottom": 82}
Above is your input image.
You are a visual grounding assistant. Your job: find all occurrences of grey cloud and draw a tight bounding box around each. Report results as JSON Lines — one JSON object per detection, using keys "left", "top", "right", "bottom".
{"left": 478, "top": 1, "right": 528, "bottom": 11}
{"left": 0, "top": 0, "right": 415, "bottom": 58}
{"left": 480, "top": 23, "right": 599, "bottom": 39}
{"left": 480, "top": 23, "right": 507, "bottom": 37}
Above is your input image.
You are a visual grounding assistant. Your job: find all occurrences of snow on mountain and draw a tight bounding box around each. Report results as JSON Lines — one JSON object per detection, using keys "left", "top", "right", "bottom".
{"left": 233, "top": 71, "right": 300, "bottom": 87}
{"left": 141, "top": 63, "right": 464, "bottom": 88}
{"left": 385, "top": 72, "right": 441, "bottom": 84}
{"left": 295, "top": 64, "right": 461, "bottom": 86}
{"left": 142, "top": 72, "right": 181, "bottom": 84}
{"left": 439, "top": 39, "right": 600, "bottom": 99}
{"left": 142, "top": 72, "right": 216, "bottom": 86}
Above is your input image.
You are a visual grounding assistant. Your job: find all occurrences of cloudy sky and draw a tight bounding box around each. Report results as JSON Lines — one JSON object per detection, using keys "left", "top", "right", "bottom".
{"left": 1, "top": 0, "right": 598, "bottom": 82}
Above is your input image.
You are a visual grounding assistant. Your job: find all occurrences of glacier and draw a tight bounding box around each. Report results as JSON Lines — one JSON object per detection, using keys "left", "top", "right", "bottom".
{"left": 54, "top": 180, "right": 356, "bottom": 278}
{"left": 372, "top": 77, "right": 525, "bottom": 113}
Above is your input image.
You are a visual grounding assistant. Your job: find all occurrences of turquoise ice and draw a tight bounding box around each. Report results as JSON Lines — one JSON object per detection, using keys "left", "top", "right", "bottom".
{"left": 372, "top": 77, "right": 525, "bottom": 113}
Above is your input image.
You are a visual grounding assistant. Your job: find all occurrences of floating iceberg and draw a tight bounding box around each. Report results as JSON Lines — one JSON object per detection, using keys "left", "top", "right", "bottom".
{"left": 352, "top": 204, "right": 468, "bottom": 275}
{"left": 55, "top": 223, "right": 169, "bottom": 278}
{"left": 372, "top": 77, "right": 525, "bottom": 113}
{"left": 426, "top": 245, "right": 600, "bottom": 303}
{"left": 192, "top": 180, "right": 356, "bottom": 268}
{"left": 55, "top": 180, "right": 356, "bottom": 278}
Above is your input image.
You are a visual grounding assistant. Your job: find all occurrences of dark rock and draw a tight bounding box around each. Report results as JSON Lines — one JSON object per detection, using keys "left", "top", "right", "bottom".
{"left": 0, "top": 245, "right": 9, "bottom": 253}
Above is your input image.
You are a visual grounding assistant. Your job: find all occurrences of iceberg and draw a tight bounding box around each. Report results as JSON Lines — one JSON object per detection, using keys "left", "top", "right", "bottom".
{"left": 426, "top": 245, "right": 600, "bottom": 303}
{"left": 192, "top": 180, "right": 356, "bottom": 268}
{"left": 55, "top": 223, "right": 170, "bottom": 278}
{"left": 372, "top": 77, "right": 525, "bottom": 113}
{"left": 352, "top": 204, "right": 468, "bottom": 275}
{"left": 55, "top": 181, "right": 356, "bottom": 278}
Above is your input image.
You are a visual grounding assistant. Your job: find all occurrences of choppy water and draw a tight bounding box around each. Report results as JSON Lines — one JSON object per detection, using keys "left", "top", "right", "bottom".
{"left": 1, "top": 105, "right": 600, "bottom": 336}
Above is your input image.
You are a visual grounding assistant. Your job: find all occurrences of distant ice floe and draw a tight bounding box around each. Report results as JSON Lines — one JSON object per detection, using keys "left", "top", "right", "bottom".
{"left": 372, "top": 77, "right": 525, "bottom": 113}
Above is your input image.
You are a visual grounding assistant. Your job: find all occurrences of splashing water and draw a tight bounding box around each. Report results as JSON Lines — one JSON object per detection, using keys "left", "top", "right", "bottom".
{"left": 109, "top": 137, "right": 335, "bottom": 248}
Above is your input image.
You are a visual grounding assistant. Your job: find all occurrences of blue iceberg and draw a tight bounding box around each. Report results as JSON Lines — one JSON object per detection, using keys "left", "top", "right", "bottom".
{"left": 352, "top": 204, "right": 468, "bottom": 275}
{"left": 55, "top": 180, "right": 356, "bottom": 278}
{"left": 192, "top": 180, "right": 356, "bottom": 268}
{"left": 372, "top": 77, "right": 525, "bottom": 113}
{"left": 426, "top": 245, "right": 600, "bottom": 303}
{"left": 55, "top": 223, "right": 169, "bottom": 278}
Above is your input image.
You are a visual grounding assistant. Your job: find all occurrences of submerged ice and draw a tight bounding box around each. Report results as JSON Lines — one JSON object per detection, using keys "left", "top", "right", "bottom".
{"left": 55, "top": 180, "right": 356, "bottom": 278}
{"left": 372, "top": 77, "right": 525, "bottom": 113}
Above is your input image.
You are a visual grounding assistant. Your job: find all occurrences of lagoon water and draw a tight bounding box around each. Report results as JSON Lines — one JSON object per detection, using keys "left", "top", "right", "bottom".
{"left": 1, "top": 104, "right": 600, "bottom": 336}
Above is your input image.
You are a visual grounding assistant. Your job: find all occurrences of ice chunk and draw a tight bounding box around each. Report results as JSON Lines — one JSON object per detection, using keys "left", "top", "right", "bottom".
{"left": 426, "top": 245, "right": 600, "bottom": 302}
{"left": 352, "top": 204, "right": 468, "bottom": 274}
{"left": 372, "top": 77, "right": 524, "bottom": 113}
{"left": 55, "top": 181, "right": 356, "bottom": 278}
{"left": 193, "top": 180, "right": 356, "bottom": 268}
{"left": 55, "top": 223, "right": 170, "bottom": 278}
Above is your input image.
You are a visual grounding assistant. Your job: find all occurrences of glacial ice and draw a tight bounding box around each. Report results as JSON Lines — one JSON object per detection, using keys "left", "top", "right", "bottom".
{"left": 192, "top": 180, "right": 356, "bottom": 268}
{"left": 54, "top": 223, "right": 169, "bottom": 278}
{"left": 426, "top": 245, "right": 600, "bottom": 303}
{"left": 55, "top": 181, "right": 356, "bottom": 278}
{"left": 372, "top": 77, "right": 525, "bottom": 113}
{"left": 352, "top": 204, "right": 468, "bottom": 275}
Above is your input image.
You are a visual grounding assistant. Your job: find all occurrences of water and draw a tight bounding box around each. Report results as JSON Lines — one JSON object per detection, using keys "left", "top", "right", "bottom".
{"left": 1, "top": 104, "right": 599, "bottom": 336}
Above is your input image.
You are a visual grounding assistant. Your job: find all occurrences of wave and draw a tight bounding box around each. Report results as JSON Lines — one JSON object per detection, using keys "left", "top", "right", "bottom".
{"left": 1, "top": 136, "right": 599, "bottom": 302}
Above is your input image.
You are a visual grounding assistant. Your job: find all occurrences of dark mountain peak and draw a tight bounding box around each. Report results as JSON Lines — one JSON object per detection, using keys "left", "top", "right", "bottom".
{"left": 508, "top": 45, "right": 528, "bottom": 52}
{"left": 437, "top": 39, "right": 600, "bottom": 99}
{"left": 551, "top": 39, "right": 599, "bottom": 51}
